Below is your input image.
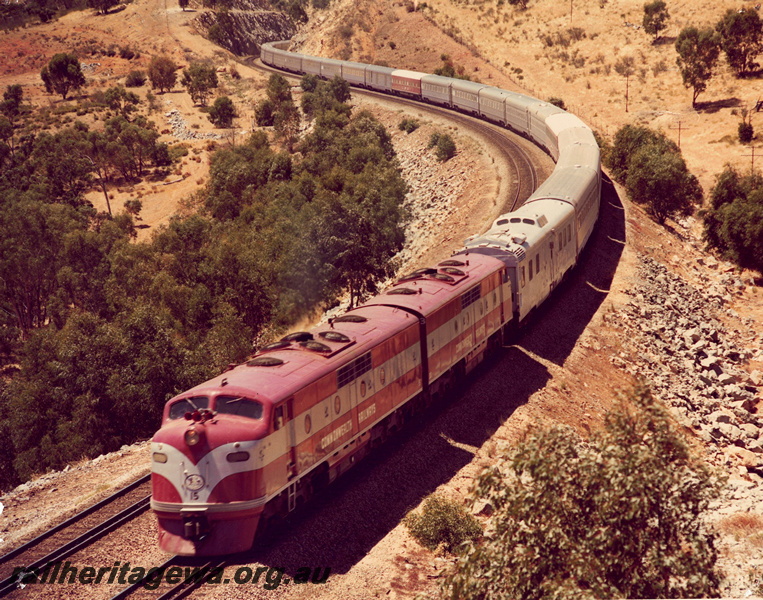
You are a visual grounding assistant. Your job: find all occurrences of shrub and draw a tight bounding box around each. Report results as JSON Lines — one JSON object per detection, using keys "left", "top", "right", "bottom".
{"left": 152, "top": 142, "right": 172, "bottom": 166}
{"left": 428, "top": 131, "right": 441, "bottom": 149}
{"left": 435, "top": 133, "right": 456, "bottom": 161}
{"left": 405, "top": 494, "right": 482, "bottom": 553}
{"left": 119, "top": 45, "right": 137, "bottom": 60}
{"left": 398, "top": 117, "right": 419, "bottom": 133}
{"left": 547, "top": 96, "right": 566, "bottom": 110}
{"left": 442, "top": 385, "right": 722, "bottom": 599}
{"left": 739, "top": 120, "right": 754, "bottom": 143}
{"left": 125, "top": 70, "right": 146, "bottom": 87}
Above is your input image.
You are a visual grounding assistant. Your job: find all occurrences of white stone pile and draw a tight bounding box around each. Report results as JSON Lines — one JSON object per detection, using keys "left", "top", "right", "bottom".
{"left": 164, "top": 109, "right": 221, "bottom": 141}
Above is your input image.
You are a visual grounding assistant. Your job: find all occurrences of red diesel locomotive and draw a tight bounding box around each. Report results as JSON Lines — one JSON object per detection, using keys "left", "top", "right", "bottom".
{"left": 151, "top": 254, "right": 511, "bottom": 555}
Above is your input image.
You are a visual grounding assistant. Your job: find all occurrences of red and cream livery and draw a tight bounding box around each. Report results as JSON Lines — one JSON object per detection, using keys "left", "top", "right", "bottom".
{"left": 152, "top": 37, "right": 602, "bottom": 555}
{"left": 151, "top": 254, "right": 510, "bottom": 555}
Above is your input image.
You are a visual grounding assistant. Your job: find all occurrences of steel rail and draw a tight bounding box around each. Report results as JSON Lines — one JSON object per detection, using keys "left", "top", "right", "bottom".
{"left": 0, "top": 473, "right": 149, "bottom": 565}
{"left": 0, "top": 490, "right": 151, "bottom": 597}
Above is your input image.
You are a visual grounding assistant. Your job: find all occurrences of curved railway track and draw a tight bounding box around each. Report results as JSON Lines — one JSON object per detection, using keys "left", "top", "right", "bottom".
{"left": 357, "top": 87, "right": 540, "bottom": 213}
{"left": 252, "top": 57, "right": 542, "bottom": 216}
{"left": 0, "top": 475, "right": 151, "bottom": 597}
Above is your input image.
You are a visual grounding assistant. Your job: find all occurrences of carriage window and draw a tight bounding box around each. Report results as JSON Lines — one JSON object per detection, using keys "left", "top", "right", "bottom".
{"left": 529, "top": 260, "right": 533, "bottom": 281}
{"left": 168, "top": 396, "right": 209, "bottom": 420}
{"left": 216, "top": 396, "right": 263, "bottom": 421}
{"left": 521, "top": 267, "right": 526, "bottom": 287}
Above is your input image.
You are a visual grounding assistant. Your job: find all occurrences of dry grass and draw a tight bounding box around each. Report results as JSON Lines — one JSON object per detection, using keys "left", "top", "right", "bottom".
{"left": 718, "top": 512, "right": 763, "bottom": 545}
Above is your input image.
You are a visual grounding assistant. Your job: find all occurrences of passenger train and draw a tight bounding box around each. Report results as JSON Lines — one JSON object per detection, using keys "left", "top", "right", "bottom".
{"left": 150, "top": 41, "right": 602, "bottom": 555}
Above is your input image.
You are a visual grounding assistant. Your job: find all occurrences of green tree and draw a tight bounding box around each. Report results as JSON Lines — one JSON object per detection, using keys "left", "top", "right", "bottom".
{"left": 300, "top": 73, "right": 319, "bottom": 93}
{"left": 625, "top": 143, "right": 702, "bottom": 224}
{"left": 642, "top": 0, "right": 669, "bottom": 41}
{"left": 266, "top": 73, "right": 292, "bottom": 106}
{"left": 179, "top": 0, "right": 188, "bottom": 9}
{"left": 254, "top": 98, "right": 275, "bottom": 126}
{"left": 0, "top": 84, "right": 23, "bottom": 123}
{"left": 300, "top": 77, "right": 352, "bottom": 120}
{"left": 716, "top": 8, "right": 763, "bottom": 76}
{"left": 207, "top": 95, "right": 237, "bottom": 128}
{"left": 181, "top": 62, "right": 218, "bottom": 106}
{"left": 704, "top": 166, "right": 763, "bottom": 275}
{"left": 0, "top": 199, "right": 85, "bottom": 338}
{"left": 606, "top": 124, "right": 678, "bottom": 183}
{"left": 147, "top": 55, "right": 178, "bottom": 94}
{"left": 104, "top": 115, "right": 160, "bottom": 180}
{"left": 443, "top": 385, "right": 722, "bottom": 600}
{"left": 104, "top": 85, "right": 140, "bottom": 120}
{"left": 675, "top": 26, "right": 721, "bottom": 107}
{"left": 614, "top": 55, "right": 636, "bottom": 112}
{"left": 40, "top": 53, "right": 86, "bottom": 100}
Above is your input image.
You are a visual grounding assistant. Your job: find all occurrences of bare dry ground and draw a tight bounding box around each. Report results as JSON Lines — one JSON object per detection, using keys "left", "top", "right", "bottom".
{"left": 1, "top": 0, "right": 763, "bottom": 597}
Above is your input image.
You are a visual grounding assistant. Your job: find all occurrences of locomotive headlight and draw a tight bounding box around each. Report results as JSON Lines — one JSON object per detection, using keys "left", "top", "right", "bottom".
{"left": 153, "top": 452, "right": 168, "bottom": 463}
{"left": 185, "top": 428, "right": 201, "bottom": 446}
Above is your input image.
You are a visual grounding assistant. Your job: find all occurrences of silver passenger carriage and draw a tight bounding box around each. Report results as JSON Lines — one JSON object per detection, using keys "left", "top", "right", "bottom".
{"left": 526, "top": 102, "right": 566, "bottom": 158}
{"left": 341, "top": 61, "right": 367, "bottom": 87}
{"left": 421, "top": 74, "right": 453, "bottom": 107}
{"left": 479, "top": 86, "right": 512, "bottom": 126}
{"left": 451, "top": 79, "right": 485, "bottom": 115}
{"left": 320, "top": 57, "right": 344, "bottom": 80}
{"left": 365, "top": 64, "right": 394, "bottom": 92}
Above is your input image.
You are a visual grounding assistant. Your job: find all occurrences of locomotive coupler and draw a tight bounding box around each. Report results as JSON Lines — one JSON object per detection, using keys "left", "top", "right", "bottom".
{"left": 180, "top": 508, "right": 210, "bottom": 542}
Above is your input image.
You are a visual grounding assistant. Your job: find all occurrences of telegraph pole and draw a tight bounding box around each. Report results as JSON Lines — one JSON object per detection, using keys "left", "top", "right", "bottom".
{"left": 743, "top": 145, "right": 760, "bottom": 176}
{"left": 669, "top": 120, "right": 688, "bottom": 149}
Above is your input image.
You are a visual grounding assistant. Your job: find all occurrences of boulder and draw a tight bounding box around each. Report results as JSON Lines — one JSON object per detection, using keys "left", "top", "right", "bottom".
{"left": 709, "top": 410, "right": 733, "bottom": 425}
{"left": 726, "top": 445, "right": 763, "bottom": 468}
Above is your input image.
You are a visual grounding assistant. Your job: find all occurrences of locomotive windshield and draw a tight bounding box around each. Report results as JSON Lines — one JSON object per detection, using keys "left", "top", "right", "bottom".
{"left": 168, "top": 396, "right": 209, "bottom": 420}
{"left": 215, "top": 396, "right": 264, "bottom": 420}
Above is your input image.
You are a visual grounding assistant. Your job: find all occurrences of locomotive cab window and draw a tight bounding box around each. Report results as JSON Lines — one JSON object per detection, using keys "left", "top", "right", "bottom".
{"left": 215, "top": 396, "right": 263, "bottom": 420}
{"left": 168, "top": 396, "right": 209, "bottom": 420}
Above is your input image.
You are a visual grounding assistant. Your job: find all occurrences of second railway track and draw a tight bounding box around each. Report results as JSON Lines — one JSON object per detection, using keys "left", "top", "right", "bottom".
{"left": 0, "top": 474, "right": 151, "bottom": 597}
